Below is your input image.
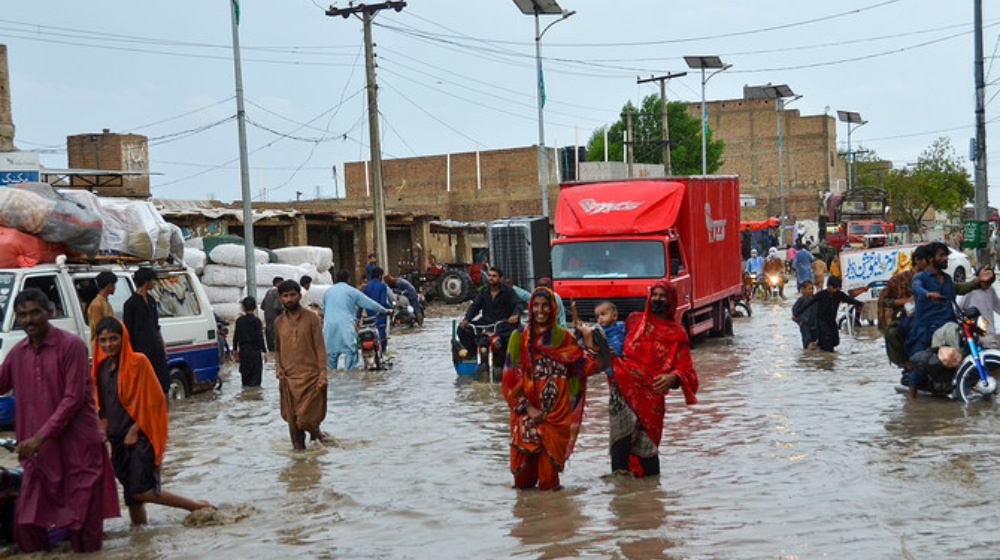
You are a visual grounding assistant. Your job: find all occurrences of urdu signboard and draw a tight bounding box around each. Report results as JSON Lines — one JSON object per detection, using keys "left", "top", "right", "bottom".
{"left": 0, "top": 151, "right": 40, "bottom": 186}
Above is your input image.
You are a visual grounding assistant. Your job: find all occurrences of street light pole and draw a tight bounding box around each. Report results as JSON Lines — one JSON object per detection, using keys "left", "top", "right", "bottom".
{"left": 777, "top": 94, "right": 802, "bottom": 226}
{"left": 514, "top": 0, "right": 574, "bottom": 217}
{"left": 684, "top": 56, "right": 730, "bottom": 175}
{"left": 837, "top": 110, "right": 866, "bottom": 192}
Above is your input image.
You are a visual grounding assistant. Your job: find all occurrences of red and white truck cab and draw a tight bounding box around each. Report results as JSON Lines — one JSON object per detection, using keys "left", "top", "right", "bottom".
{"left": 551, "top": 177, "right": 743, "bottom": 337}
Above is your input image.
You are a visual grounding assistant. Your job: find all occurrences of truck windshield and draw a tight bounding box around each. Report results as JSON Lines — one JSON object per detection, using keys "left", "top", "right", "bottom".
{"left": 552, "top": 240, "right": 666, "bottom": 280}
{"left": 848, "top": 222, "right": 884, "bottom": 235}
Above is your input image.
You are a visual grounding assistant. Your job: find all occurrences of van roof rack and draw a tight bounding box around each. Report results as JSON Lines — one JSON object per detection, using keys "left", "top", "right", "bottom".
{"left": 62, "top": 254, "right": 186, "bottom": 273}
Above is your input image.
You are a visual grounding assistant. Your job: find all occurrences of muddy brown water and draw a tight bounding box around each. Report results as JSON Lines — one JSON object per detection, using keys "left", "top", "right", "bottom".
{"left": 4, "top": 298, "right": 1000, "bottom": 559}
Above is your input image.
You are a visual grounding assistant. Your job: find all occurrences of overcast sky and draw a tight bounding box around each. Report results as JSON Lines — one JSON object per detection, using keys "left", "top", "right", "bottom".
{"left": 2, "top": 1, "right": 999, "bottom": 204}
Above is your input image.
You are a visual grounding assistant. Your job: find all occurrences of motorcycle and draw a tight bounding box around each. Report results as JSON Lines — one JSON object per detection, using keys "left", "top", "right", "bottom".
{"left": 0, "top": 438, "right": 68, "bottom": 552}
{"left": 454, "top": 320, "right": 506, "bottom": 383}
{"left": 764, "top": 272, "right": 782, "bottom": 300}
{"left": 952, "top": 305, "right": 1000, "bottom": 402}
{"left": 214, "top": 313, "right": 232, "bottom": 365}
{"left": 357, "top": 314, "right": 391, "bottom": 371}
{"left": 898, "top": 304, "right": 1000, "bottom": 403}
{"left": 391, "top": 289, "right": 425, "bottom": 329}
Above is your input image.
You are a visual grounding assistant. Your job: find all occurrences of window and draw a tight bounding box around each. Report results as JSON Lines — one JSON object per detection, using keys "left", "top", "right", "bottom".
{"left": 22, "top": 275, "right": 66, "bottom": 318}
{"left": 0, "top": 272, "right": 14, "bottom": 326}
{"left": 552, "top": 240, "right": 666, "bottom": 280}
{"left": 150, "top": 273, "right": 202, "bottom": 318}
{"left": 74, "top": 274, "right": 132, "bottom": 319}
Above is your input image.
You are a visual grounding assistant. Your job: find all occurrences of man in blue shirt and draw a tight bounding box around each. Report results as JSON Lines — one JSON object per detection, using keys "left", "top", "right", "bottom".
{"left": 364, "top": 253, "right": 377, "bottom": 281}
{"left": 906, "top": 241, "right": 956, "bottom": 357}
{"left": 360, "top": 266, "right": 391, "bottom": 350}
{"left": 792, "top": 242, "right": 816, "bottom": 286}
{"left": 745, "top": 249, "right": 763, "bottom": 275}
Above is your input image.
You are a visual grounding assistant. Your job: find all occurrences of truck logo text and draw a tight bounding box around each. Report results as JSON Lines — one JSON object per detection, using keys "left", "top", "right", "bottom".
{"left": 705, "top": 203, "right": 727, "bottom": 243}
{"left": 578, "top": 198, "right": 643, "bottom": 215}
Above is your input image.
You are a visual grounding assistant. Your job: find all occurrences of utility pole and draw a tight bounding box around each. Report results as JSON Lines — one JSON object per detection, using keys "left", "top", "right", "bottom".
{"left": 327, "top": 1, "right": 406, "bottom": 273}
{"left": 974, "top": 0, "right": 990, "bottom": 264}
{"left": 229, "top": 0, "right": 256, "bottom": 299}
{"left": 624, "top": 111, "right": 634, "bottom": 178}
{"left": 637, "top": 72, "right": 686, "bottom": 175}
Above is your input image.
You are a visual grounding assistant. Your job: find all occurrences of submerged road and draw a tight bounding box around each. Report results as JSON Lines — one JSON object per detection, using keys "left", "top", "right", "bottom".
{"left": 4, "top": 297, "right": 1000, "bottom": 559}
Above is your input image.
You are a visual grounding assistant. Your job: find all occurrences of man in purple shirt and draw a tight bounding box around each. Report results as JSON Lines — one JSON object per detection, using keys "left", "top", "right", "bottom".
{"left": 0, "top": 288, "right": 119, "bottom": 552}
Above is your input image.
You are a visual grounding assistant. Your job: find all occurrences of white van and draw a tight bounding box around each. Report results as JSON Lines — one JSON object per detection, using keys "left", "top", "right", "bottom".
{"left": 0, "top": 257, "right": 221, "bottom": 424}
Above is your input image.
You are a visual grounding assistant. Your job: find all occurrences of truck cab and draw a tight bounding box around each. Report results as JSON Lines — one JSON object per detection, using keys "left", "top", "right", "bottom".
{"left": 551, "top": 177, "right": 741, "bottom": 337}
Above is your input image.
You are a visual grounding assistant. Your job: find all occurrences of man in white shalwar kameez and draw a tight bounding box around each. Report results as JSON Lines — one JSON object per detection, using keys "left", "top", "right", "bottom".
{"left": 322, "top": 270, "right": 390, "bottom": 370}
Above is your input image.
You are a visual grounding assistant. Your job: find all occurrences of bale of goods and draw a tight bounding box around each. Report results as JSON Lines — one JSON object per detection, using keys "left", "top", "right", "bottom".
{"left": 2, "top": 183, "right": 102, "bottom": 256}
{"left": 272, "top": 246, "right": 334, "bottom": 272}
{"left": 0, "top": 226, "right": 70, "bottom": 268}
{"left": 208, "top": 244, "right": 270, "bottom": 267}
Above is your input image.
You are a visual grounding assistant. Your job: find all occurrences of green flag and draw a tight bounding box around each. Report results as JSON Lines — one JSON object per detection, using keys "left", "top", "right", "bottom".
{"left": 232, "top": 0, "right": 240, "bottom": 25}
{"left": 538, "top": 65, "right": 546, "bottom": 109}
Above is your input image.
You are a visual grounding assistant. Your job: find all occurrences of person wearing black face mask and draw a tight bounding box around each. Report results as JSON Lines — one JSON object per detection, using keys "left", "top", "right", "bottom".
{"left": 605, "top": 280, "right": 700, "bottom": 478}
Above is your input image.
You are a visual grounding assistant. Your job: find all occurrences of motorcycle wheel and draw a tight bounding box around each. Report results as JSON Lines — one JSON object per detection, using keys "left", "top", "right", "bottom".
{"left": 735, "top": 300, "right": 752, "bottom": 318}
{"left": 954, "top": 358, "right": 1000, "bottom": 403}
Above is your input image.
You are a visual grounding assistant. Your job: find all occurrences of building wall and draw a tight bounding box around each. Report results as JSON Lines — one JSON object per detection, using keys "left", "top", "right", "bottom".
{"left": 686, "top": 97, "right": 845, "bottom": 223}
{"left": 66, "top": 129, "right": 150, "bottom": 197}
{"left": 341, "top": 102, "right": 845, "bottom": 225}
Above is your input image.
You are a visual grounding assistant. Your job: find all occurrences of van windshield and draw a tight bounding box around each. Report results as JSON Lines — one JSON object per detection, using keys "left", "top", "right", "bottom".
{"left": 0, "top": 272, "right": 14, "bottom": 325}
{"left": 552, "top": 240, "right": 666, "bottom": 280}
{"left": 150, "top": 274, "right": 203, "bottom": 318}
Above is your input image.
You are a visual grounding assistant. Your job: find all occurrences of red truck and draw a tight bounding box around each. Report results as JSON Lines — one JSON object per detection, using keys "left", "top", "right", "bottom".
{"left": 551, "top": 177, "right": 742, "bottom": 338}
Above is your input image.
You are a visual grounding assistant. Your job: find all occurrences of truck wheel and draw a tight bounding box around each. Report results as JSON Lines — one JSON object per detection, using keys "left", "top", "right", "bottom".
{"left": 168, "top": 367, "right": 191, "bottom": 401}
{"left": 438, "top": 270, "right": 472, "bottom": 304}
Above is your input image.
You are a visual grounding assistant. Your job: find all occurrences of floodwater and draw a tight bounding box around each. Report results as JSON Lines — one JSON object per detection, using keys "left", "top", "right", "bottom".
{"left": 9, "top": 298, "right": 1000, "bottom": 559}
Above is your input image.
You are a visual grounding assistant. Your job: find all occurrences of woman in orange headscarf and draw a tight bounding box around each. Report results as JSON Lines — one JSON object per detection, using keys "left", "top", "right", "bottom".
{"left": 92, "top": 317, "right": 212, "bottom": 524}
{"left": 502, "top": 287, "right": 603, "bottom": 491}
{"left": 609, "top": 280, "right": 699, "bottom": 477}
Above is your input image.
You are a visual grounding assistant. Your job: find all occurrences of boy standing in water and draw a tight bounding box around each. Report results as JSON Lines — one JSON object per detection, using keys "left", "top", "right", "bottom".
{"left": 92, "top": 317, "right": 213, "bottom": 524}
{"left": 233, "top": 297, "right": 267, "bottom": 387}
{"left": 791, "top": 280, "right": 818, "bottom": 349}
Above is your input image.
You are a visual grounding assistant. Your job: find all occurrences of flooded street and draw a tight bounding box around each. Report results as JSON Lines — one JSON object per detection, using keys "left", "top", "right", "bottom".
{"left": 26, "top": 298, "right": 1000, "bottom": 559}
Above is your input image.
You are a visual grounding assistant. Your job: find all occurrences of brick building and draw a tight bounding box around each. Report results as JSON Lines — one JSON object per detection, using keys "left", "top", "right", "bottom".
{"left": 341, "top": 99, "right": 847, "bottom": 226}
{"left": 64, "top": 129, "right": 151, "bottom": 197}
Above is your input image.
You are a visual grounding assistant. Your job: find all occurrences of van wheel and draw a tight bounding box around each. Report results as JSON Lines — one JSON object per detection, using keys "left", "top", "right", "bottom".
{"left": 168, "top": 368, "right": 191, "bottom": 400}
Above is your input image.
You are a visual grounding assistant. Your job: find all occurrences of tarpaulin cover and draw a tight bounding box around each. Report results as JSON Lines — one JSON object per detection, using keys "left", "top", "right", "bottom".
{"left": 554, "top": 181, "right": 686, "bottom": 236}
{"left": 739, "top": 217, "right": 781, "bottom": 232}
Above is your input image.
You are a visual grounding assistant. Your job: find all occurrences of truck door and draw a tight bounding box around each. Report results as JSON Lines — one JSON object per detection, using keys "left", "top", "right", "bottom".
{"left": 20, "top": 273, "right": 81, "bottom": 335}
{"left": 668, "top": 238, "right": 692, "bottom": 314}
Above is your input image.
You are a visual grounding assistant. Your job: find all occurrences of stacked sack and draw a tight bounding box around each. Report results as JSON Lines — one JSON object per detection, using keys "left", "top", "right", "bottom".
{"left": 272, "top": 246, "right": 335, "bottom": 309}
{"left": 61, "top": 189, "right": 184, "bottom": 261}
{"left": 0, "top": 182, "right": 103, "bottom": 267}
{"left": 198, "top": 243, "right": 321, "bottom": 321}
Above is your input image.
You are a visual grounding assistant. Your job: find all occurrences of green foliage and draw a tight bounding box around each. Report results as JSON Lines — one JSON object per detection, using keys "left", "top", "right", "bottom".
{"left": 882, "top": 138, "right": 972, "bottom": 233}
{"left": 585, "top": 94, "right": 724, "bottom": 174}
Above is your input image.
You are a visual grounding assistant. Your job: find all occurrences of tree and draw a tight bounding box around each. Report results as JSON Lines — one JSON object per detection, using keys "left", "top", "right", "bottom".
{"left": 586, "top": 94, "right": 725, "bottom": 174}
{"left": 881, "top": 138, "right": 973, "bottom": 234}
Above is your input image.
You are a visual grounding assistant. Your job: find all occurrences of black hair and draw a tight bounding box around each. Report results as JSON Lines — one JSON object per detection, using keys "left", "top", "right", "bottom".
{"left": 13, "top": 288, "right": 50, "bottom": 311}
{"left": 94, "top": 316, "right": 123, "bottom": 337}
{"left": 300, "top": 275, "right": 313, "bottom": 287}
{"left": 95, "top": 271, "right": 118, "bottom": 290}
{"left": 272, "top": 276, "right": 284, "bottom": 286}
{"left": 490, "top": 267, "right": 504, "bottom": 278}
{"left": 925, "top": 241, "right": 950, "bottom": 263}
{"left": 242, "top": 296, "right": 257, "bottom": 311}
{"left": 277, "top": 279, "right": 300, "bottom": 295}
{"left": 133, "top": 267, "right": 157, "bottom": 286}
{"left": 827, "top": 276, "right": 842, "bottom": 289}
{"left": 370, "top": 266, "right": 384, "bottom": 279}
{"left": 336, "top": 270, "right": 350, "bottom": 283}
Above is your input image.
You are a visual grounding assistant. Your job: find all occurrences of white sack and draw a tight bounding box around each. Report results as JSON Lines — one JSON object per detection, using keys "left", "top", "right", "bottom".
{"left": 316, "top": 271, "right": 332, "bottom": 284}
{"left": 184, "top": 236, "right": 204, "bottom": 250}
{"left": 256, "top": 263, "right": 311, "bottom": 284}
{"left": 212, "top": 303, "right": 244, "bottom": 322}
{"left": 183, "top": 247, "right": 206, "bottom": 275}
{"left": 209, "top": 243, "right": 270, "bottom": 267}
{"left": 272, "top": 246, "right": 333, "bottom": 271}
{"left": 305, "top": 284, "right": 332, "bottom": 307}
{"left": 203, "top": 285, "right": 243, "bottom": 305}
{"left": 201, "top": 264, "right": 247, "bottom": 287}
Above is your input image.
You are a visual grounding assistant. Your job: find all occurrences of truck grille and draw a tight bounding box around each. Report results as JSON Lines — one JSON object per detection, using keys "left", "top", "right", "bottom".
{"left": 565, "top": 297, "right": 647, "bottom": 322}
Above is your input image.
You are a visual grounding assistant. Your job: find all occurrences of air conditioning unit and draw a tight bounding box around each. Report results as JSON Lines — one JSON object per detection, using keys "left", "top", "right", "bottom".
{"left": 487, "top": 217, "right": 551, "bottom": 291}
